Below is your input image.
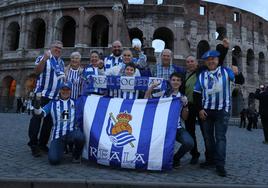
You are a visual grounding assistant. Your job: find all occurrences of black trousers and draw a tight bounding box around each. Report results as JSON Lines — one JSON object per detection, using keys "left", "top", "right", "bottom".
{"left": 260, "top": 115, "right": 268, "bottom": 142}
{"left": 185, "top": 103, "right": 206, "bottom": 159}
{"left": 28, "top": 97, "right": 53, "bottom": 147}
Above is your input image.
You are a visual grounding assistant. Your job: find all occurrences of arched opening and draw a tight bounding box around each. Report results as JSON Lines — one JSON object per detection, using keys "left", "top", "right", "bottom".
{"left": 152, "top": 39, "right": 165, "bottom": 53}
{"left": 232, "top": 88, "right": 244, "bottom": 117}
{"left": 232, "top": 46, "right": 242, "bottom": 69}
{"left": 153, "top": 27, "right": 174, "bottom": 51}
{"left": 0, "top": 76, "right": 16, "bottom": 112}
{"left": 28, "top": 18, "right": 46, "bottom": 49}
{"left": 197, "top": 40, "right": 210, "bottom": 61}
{"left": 5, "top": 22, "right": 20, "bottom": 51}
{"left": 129, "top": 28, "right": 144, "bottom": 46}
{"left": 246, "top": 49, "right": 255, "bottom": 83}
{"left": 216, "top": 26, "right": 227, "bottom": 40}
{"left": 258, "top": 52, "right": 265, "bottom": 79}
{"left": 55, "top": 16, "right": 76, "bottom": 47}
{"left": 90, "top": 15, "right": 109, "bottom": 47}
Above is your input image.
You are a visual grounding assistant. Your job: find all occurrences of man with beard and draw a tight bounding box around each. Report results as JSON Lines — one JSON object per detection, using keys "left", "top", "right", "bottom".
{"left": 103, "top": 40, "right": 123, "bottom": 71}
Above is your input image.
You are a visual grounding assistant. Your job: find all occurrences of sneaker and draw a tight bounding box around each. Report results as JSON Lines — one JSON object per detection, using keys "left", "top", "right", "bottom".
{"left": 263, "top": 141, "right": 268, "bottom": 145}
{"left": 200, "top": 161, "right": 216, "bottom": 168}
{"left": 31, "top": 146, "right": 41, "bottom": 157}
{"left": 72, "top": 157, "right": 81, "bottom": 164}
{"left": 190, "top": 156, "right": 199, "bottom": 165}
{"left": 173, "top": 160, "right": 181, "bottom": 169}
{"left": 216, "top": 166, "right": 227, "bottom": 177}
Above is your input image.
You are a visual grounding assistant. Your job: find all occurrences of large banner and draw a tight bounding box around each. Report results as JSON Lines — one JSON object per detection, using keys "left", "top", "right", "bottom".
{"left": 82, "top": 95, "right": 181, "bottom": 171}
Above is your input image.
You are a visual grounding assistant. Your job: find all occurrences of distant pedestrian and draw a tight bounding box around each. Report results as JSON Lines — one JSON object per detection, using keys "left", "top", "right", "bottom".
{"left": 240, "top": 108, "right": 247, "bottom": 128}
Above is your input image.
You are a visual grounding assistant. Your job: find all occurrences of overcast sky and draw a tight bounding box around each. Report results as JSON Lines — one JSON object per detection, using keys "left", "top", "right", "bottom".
{"left": 128, "top": 0, "right": 268, "bottom": 20}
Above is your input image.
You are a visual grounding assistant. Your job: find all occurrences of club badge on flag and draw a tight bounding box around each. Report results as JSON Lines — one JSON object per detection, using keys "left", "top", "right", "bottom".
{"left": 80, "top": 95, "right": 182, "bottom": 171}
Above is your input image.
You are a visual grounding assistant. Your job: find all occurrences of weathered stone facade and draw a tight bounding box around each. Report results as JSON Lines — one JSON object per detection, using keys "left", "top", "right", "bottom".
{"left": 0, "top": 0, "right": 267, "bottom": 115}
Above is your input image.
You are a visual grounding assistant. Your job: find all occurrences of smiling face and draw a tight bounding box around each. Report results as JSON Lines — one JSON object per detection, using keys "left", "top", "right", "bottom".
{"left": 70, "top": 55, "right": 81, "bottom": 70}
{"left": 205, "top": 57, "right": 219, "bottom": 71}
{"left": 169, "top": 75, "right": 182, "bottom": 91}
{"left": 90, "top": 52, "right": 100, "bottom": 67}
{"left": 50, "top": 43, "right": 63, "bottom": 58}
{"left": 161, "top": 49, "right": 172, "bottom": 66}
{"left": 125, "top": 66, "right": 135, "bottom": 76}
{"left": 112, "top": 41, "right": 122, "bottom": 57}
{"left": 60, "top": 87, "right": 71, "bottom": 100}
{"left": 122, "top": 50, "right": 133, "bottom": 64}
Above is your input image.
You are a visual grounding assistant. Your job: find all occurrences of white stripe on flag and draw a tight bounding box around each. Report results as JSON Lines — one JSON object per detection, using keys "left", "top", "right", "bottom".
{"left": 121, "top": 99, "right": 147, "bottom": 169}
{"left": 148, "top": 98, "right": 172, "bottom": 170}
{"left": 97, "top": 98, "right": 122, "bottom": 166}
{"left": 82, "top": 96, "right": 100, "bottom": 159}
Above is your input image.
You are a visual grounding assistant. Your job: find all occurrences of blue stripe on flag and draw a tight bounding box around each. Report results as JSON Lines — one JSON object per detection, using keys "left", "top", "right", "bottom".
{"left": 135, "top": 98, "right": 160, "bottom": 169}
{"left": 88, "top": 97, "right": 111, "bottom": 161}
{"left": 109, "top": 99, "right": 135, "bottom": 168}
{"left": 162, "top": 97, "right": 180, "bottom": 170}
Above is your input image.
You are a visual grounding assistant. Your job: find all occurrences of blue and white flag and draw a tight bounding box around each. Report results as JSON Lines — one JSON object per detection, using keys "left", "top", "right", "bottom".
{"left": 81, "top": 95, "right": 181, "bottom": 171}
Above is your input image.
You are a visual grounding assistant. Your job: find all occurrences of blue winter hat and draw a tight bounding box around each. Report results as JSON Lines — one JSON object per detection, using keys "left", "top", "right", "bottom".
{"left": 201, "top": 50, "right": 220, "bottom": 60}
{"left": 59, "top": 81, "right": 72, "bottom": 90}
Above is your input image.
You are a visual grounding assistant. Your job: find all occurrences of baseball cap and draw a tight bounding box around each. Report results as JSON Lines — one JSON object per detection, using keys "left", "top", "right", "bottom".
{"left": 201, "top": 50, "right": 220, "bottom": 60}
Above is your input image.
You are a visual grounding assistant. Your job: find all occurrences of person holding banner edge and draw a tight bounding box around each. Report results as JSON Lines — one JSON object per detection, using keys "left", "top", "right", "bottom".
{"left": 145, "top": 72, "right": 194, "bottom": 168}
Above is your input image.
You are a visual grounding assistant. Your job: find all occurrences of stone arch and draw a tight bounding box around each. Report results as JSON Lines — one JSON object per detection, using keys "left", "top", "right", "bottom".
{"left": 89, "top": 15, "right": 109, "bottom": 47}
{"left": 232, "top": 46, "right": 242, "bottom": 69}
{"left": 246, "top": 49, "right": 255, "bottom": 83}
{"left": 153, "top": 27, "right": 174, "bottom": 51}
{"left": 216, "top": 26, "right": 227, "bottom": 40}
{"left": 0, "top": 76, "right": 16, "bottom": 112}
{"left": 129, "top": 27, "right": 144, "bottom": 46}
{"left": 196, "top": 40, "right": 210, "bottom": 60}
{"left": 258, "top": 52, "right": 265, "bottom": 78}
{"left": 28, "top": 18, "right": 46, "bottom": 49}
{"left": 232, "top": 88, "right": 244, "bottom": 116}
{"left": 55, "top": 16, "right": 76, "bottom": 47}
{"left": 5, "top": 22, "right": 20, "bottom": 51}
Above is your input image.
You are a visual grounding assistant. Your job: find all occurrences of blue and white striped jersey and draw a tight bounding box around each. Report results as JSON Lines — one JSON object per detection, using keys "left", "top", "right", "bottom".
{"left": 194, "top": 66, "right": 235, "bottom": 112}
{"left": 34, "top": 55, "right": 65, "bottom": 99}
{"left": 66, "top": 68, "right": 82, "bottom": 99}
{"left": 81, "top": 65, "right": 102, "bottom": 95}
{"left": 104, "top": 54, "right": 123, "bottom": 71}
{"left": 42, "top": 99, "right": 76, "bottom": 140}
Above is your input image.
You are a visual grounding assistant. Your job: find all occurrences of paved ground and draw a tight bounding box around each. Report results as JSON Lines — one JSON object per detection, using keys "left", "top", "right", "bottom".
{"left": 0, "top": 113, "right": 267, "bottom": 187}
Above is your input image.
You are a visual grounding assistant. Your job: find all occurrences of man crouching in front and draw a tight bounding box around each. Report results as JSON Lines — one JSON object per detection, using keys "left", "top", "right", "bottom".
{"left": 33, "top": 81, "right": 85, "bottom": 165}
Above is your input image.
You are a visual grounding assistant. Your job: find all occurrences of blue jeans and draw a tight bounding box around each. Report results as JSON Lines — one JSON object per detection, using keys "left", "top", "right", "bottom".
{"left": 174, "top": 128, "right": 194, "bottom": 161}
{"left": 48, "top": 130, "right": 85, "bottom": 165}
{"left": 202, "top": 109, "right": 230, "bottom": 167}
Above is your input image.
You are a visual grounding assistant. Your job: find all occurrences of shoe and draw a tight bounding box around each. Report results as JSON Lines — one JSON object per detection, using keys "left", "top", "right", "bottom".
{"left": 173, "top": 160, "right": 181, "bottom": 169}
{"left": 31, "top": 146, "right": 41, "bottom": 157}
{"left": 72, "top": 156, "right": 81, "bottom": 164}
{"left": 263, "top": 141, "right": 268, "bottom": 145}
{"left": 39, "top": 145, "right": 49, "bottom": 153}
{"left": 216, "top": 166, "right": 227, "bottom": 177}
{"left": 190, "top": 156, "right": 199, "bottom": 165}
{"left": 200, "top": 161, "right": 216, "bottom": 168}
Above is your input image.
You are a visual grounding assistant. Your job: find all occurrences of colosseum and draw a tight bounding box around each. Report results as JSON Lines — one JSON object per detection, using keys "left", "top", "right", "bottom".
{"left": 0, "top": 0, "right": 267, "bottom": 115}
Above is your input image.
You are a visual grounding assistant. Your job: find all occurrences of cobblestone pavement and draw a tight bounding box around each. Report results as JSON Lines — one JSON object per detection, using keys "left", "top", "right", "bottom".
{"left": 0, "top": 113, "right": 267, "bottom": 187}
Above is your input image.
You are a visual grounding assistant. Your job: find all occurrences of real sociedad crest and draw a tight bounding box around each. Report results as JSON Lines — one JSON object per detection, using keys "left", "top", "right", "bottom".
{"left": 106, "top": 111, "right": 136, "bottom": 148}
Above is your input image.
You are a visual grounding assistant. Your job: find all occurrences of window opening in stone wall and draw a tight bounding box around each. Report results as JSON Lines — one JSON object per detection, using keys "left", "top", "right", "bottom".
{"left": 200, "top": 5, "right": 205, "bottom": 16}
{"left": 232, "top": 46, "right": 242, "bottom": 69}
{"left": 5, "top": 22, "right": 20, "bottom": 51}
{"left": 29, "top": 19, "right": 46, "bottom": 49}
{"left": 153, "top": 27, "right": 174, "bottom": 51}
{"left": 233, "top": 12, "right": 239, "bottom": 22}
{"left": 129, "top": 28, "right": 144, "bottom": 47}
{"left": 258, "top": 52, "right": 265, "bottom": 77}
{"left": 246, "top": 49, "right": 255, "bottom": 83}
{"left": 62, "top": 18, "right": 76, "bottom": 47}
{"left": 90, "top": 15, "right": 109, "bottom": 47}
{"left": 216, "top": 27, "right": 227, "bottom": 40}
{"left": 197, "top": 40, "right": 210, "bottom": 63}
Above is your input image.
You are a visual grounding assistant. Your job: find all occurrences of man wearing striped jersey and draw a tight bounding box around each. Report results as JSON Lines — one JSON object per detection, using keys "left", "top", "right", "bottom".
{"left": 34, "top": 81, "right": 85, "bottom": 165}
{"left": 28, "top": 41, "right": 65, "bottom": 157}
{"left": 193, "top": 50, "right": 238, "bottom": 177}
{"left": 65, "top": 52, "right": 83, "bottom": 99}
{"left": 103, "top": 40, "right": 123, "bottom": 71}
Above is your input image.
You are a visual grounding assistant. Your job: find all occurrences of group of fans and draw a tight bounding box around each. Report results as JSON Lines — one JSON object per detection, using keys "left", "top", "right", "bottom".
{"left": 27, "top": 38, "right": 251, "bottom": 177}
